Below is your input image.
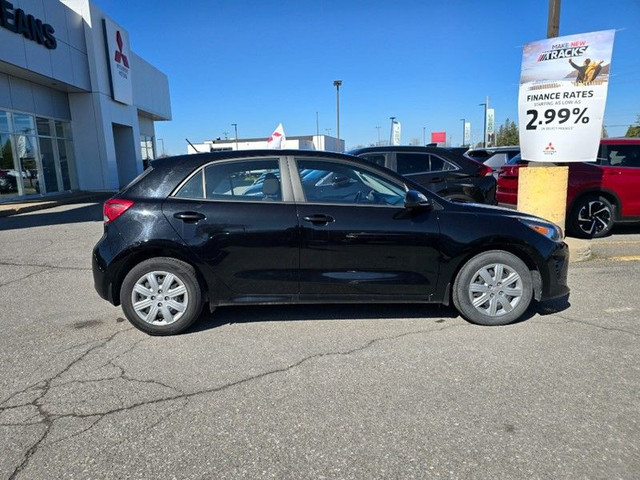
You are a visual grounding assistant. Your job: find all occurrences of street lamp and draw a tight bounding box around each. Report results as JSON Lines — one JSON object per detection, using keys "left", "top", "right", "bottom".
{"left": 460, "top": 119, "right": 465, "bottom": 147}
{"left": 478, "top": 103, "right": 487, "bottom": 147}
{"left": 333, "top": 80, "right": 342, "bottom": 140}
{"left": 231, "top": 123, "right": 238, "bottom": 150}
{"left": 423, "top": 126, "right": 427, "bottom": 146}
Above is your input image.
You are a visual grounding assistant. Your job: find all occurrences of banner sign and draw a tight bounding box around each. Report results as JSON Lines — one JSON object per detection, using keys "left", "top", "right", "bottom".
{"left": 518, "top": 30, "right": 615, "bottom": 162}
{"left": 391, "top": 121, "right": 401, "bottom": 146}
{"left": 464, "top": 122, "right": 471, "bottom": 146}
{"left": 103, "top": 18, "right": 133, "bottom": 105}
{"left": 431, "top": 131, "right": 446, "bottom": 144}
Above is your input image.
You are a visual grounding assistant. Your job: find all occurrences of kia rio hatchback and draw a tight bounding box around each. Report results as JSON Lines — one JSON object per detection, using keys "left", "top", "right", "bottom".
{"left": 92, "top": 150, "right": 569, "bottom": 335}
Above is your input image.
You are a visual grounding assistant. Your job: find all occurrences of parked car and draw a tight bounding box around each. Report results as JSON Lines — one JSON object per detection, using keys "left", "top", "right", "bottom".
{"left": 0, "top": 169, "right": 18, "bottom": 193}
{"left": 93, "top": 150, "right": 569, "bottom": 335}
{"left": 348, "top": 146, "right": 496, "bottom": 204}
{"left": 496, "top": 138, "right": 640, "bottom": 238}
{"left": 466, "top": 146, "right": 521, "bottom": 172}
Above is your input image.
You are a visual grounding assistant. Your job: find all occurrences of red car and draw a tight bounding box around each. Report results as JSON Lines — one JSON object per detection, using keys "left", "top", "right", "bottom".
{"left": 497, "top": 138, "right": 640, "bottom": 238}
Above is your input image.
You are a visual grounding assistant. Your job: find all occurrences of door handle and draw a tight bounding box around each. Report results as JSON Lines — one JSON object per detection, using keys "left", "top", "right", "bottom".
{"left": 303, "top": 214, "right": 335, "bottom": 225}
{"left": 174, "top": 211, "right": 206, "bottom": 223}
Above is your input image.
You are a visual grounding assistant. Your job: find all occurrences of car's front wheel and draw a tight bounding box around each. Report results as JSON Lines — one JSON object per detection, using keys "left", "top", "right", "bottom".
{"left": 568, "top": 194, "right": 615, "bottom": 239}
{"left": 452, "top": 250, "right": 533, "bottom": 326}
{"left": 120, "top": 257, "right": 203, "bottom": 335}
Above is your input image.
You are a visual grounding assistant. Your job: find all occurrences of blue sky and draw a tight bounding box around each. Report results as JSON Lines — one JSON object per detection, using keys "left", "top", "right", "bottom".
{"left": 93, "top": 0, "right": 640, "bottom": 155}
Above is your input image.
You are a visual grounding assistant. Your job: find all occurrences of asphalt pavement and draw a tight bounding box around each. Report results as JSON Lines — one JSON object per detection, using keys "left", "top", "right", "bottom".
{"left": 0, "top": 202, "right": 639, "bottom": 479}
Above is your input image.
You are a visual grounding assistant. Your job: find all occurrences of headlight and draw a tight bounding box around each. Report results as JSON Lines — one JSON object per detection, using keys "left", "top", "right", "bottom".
{"left": 520, "top": 219, "right": 563, "bottom": 241}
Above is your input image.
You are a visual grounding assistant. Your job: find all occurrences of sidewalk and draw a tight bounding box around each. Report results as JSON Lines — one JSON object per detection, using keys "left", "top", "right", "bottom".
{"left": 0, "top": 191, "right": 591, "bottom": 262}
{"left": 0, "top": 191, "right": 113, "bottom": 218}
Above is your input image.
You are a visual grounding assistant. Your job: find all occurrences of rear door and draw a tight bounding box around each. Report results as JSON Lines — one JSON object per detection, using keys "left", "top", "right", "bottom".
{"left": 291, "top": 156, "right": 441, "bottom": 298}
{"left": 599, "top": 143, "right": 640, "bottom": 217}
{"left": 162, "top": 156, "right": 300, "bottom": 297}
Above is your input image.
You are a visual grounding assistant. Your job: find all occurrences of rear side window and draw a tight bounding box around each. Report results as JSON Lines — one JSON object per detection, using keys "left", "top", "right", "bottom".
{"left": 174, "top": 159, "right": 282, "bottom": 201}
{"left": 360, "top": 154, "right": 386, "bottom": 167}
{"left": 396, "top": 153, "right": 430, "bottom": 174}
{"left": 600, "top": 145, "right": 640, "bottom": 168}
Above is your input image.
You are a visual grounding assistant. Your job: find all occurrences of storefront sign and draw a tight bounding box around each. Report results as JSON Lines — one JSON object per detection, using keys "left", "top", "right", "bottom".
{"left": 0, "top": 0, "right": 56, "bottom": 49}
{"left": 103, "top": 18, "right": 133, "bottom": 105}
{"left": 518, "top": 30, "right": 615, "bottom": 162}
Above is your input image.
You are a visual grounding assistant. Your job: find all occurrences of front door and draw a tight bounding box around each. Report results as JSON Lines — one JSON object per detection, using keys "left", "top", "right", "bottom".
{"left": 292, "top": 157, "right": 441, "bottom": 298}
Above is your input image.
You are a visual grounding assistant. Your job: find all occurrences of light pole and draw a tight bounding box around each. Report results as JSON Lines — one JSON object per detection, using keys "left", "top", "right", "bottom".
{"left": 460, "top": 119, "right": 465, "bottom": 147}
{"left": 423, "top": 126, "right": 427, "bottom": 146}
{"left": 231, "top": 123, "right": 238, "bottom": 150}
{"left": 389, "top": 116, "right": 396, "bottom": 145}
{"left": 333, "top": 80, "right": 342, "bottom": 140}
{"left": 376, "top": 126, "right": 381, "bottom": 145}
{"left": 478, "top": 102, "right": 487, "bottom": 147}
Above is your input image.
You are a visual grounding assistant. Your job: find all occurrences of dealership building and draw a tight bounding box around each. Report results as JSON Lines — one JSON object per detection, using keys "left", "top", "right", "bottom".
{"left": 0, "top": 0, "right": 171, "bottom": 201}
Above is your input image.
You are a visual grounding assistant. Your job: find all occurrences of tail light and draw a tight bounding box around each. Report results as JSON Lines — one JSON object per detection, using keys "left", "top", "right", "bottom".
{"left": 477, "top": 163, "right": 493, "bottom": 177}
{"left": 103, "top": 198, "right": 134, "bottom": 224}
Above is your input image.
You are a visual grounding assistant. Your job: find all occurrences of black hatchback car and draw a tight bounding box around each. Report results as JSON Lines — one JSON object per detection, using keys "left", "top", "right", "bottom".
{"left": 348, "top": 146, "right": 496, "bottom": 204}
{"left": 93, "top": 150, "right": 569, "bottom": 335}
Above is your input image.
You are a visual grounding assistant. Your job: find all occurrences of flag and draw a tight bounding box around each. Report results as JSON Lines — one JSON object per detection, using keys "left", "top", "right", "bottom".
{"left": 267, "top": 123, "right": 286, "bottom": 149}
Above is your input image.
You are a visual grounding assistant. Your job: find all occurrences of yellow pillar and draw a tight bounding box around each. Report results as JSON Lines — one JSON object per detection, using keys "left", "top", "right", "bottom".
{"left": 517, "top": 165, "right": 569, "bottom": 233}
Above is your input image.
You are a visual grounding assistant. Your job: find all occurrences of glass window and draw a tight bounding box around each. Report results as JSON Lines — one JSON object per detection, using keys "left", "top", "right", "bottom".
{"left": 430, "top": 154, "right": 457, "bottom": 172}
{"left": 13, "top": 114, "right": 36, "bottom": 136}
{"left": 175, "top": 159, "right": 281, "bottom": 201}
{"left": 396, "top": 153, "right": 429, "bottom": 175}
{"left": 360, "top": 154, "right": 386, "bottom": 167}
{"left": 39, "top": 137, "right": 59, "bottom": 193}
{"left": 57, "top": 139, "right": 75, "bottom": 190}
{"left": 36, "top": 117, "right": 52, "bottom": 137}
{"left": 0, "top": 133, "right": 19, "bottom": 198}
{"left": 605, "top": 145, "right": 640, "bottom": 168}
{"left": 296, "top": 158, "right": 405, "bottom": 206}
{"left": 14, "top": 134, "right": 39, "bottom": 195}
{"left": 55, "top": 121, "right": 72, "bottom": 139}
{"left": 0, "top": 111, "right": 10, "bottom": 133}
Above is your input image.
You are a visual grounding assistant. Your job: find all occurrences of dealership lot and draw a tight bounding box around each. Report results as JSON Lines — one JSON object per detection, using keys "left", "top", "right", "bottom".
{"left": 1, "top": 203, "right": 639, "bottom": 479}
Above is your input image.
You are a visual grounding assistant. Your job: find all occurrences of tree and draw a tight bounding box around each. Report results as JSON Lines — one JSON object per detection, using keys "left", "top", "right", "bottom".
{"left": 625, "top": 116, "right": 640, "bottom": 137}
{"left": 496, "top": 119, "right": 519, "bottom": 146}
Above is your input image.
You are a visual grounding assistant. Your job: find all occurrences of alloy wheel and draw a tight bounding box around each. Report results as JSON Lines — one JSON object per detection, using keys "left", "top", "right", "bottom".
{"left": 576, "top": 200, "right": 612, "bottom": 236}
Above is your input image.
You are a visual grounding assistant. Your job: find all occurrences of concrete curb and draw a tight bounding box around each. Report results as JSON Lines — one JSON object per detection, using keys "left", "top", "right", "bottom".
{"left": 565, "top": 237, "right": 591, "bottom": 263}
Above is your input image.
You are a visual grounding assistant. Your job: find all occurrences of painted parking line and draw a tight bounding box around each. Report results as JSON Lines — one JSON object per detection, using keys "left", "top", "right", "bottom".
{"left": 604, "top": 307, "right": 635, "bottom": 313}
{"left": 607, "top": 256, "right": 640, "bottom": 262}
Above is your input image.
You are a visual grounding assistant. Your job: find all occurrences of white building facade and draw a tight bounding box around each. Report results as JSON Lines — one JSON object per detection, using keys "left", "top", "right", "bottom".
{"left": 188, "top": 135, "right": 345, "bottom": 154}
{"left": 0, "top": 0, "right": 171, "bottom": 201}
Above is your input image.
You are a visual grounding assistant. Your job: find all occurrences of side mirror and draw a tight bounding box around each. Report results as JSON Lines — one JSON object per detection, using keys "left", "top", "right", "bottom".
{"left": 404, "top": 190, "right": 432, "bottom": 210}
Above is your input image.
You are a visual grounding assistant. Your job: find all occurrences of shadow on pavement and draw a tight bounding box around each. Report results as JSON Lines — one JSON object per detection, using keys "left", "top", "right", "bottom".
{"left": 187, "top": 295, "right": 572, "bottom": 334}
{"left": 0, "top": 203, "right": 103, "bottom": 231}
{"left": 189, "top": 303, "right": 461, "bottom": 334}
{"left": 611, "top": 224, "right": 640, "bottom": 236}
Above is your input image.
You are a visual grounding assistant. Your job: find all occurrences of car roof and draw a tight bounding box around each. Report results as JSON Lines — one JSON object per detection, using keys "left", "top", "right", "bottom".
{"left": 348, "top": 145, "right": 459, "bottom": 155}
{"left": 467, "top": 146, "right": 520, "bottom": 153}
{"left": 600, "top": 137, "right": 640, "bottom": 145}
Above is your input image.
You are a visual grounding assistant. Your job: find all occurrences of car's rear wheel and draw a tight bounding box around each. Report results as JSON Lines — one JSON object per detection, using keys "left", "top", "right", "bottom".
{"left": 568, "top": 195, "right": 614, "bottom": 238}
{"left": 120, "top": 257, "right": 203, "bottom": 335}
{"left": 452, "top": 250, "right": 533, "bottom": 326}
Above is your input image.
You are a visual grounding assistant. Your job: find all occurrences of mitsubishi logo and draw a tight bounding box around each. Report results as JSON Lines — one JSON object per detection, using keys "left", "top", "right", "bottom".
{"left": 114, "top": 30, "right": 129, "bottom": 68}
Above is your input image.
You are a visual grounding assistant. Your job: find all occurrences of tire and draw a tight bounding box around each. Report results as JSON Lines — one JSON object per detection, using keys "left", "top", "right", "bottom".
{"left": 452, "top": 250, "right": 533, "bottom": 326}
{"left": 568, "top": 195, "right": 615, "bottom": 239}
{"left": 120, "top": 257, "right": 203, "bottom": 335}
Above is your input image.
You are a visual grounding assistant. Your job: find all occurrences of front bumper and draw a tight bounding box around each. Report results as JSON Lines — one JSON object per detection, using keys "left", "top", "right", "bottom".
{"left": 540, "top": 241, "right": 570, "bottom": 301}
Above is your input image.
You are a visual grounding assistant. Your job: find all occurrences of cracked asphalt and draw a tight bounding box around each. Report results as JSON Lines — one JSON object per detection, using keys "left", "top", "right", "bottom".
{"left": 0, "top": 203, "right": 639, "bottom": 479}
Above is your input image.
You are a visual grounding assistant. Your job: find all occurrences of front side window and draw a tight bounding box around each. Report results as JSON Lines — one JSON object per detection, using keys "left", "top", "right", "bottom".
{"left": 175, "top": 158, "right": 282, "bottom": 201}
{"left": 396, "top": 153, "right": 430, "bottom": 175}
{"left": 296, "top": 158, "right": 405, "bottom": 206}
{"left": 360, "top": 154, "right": 386, "bottom": 167}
